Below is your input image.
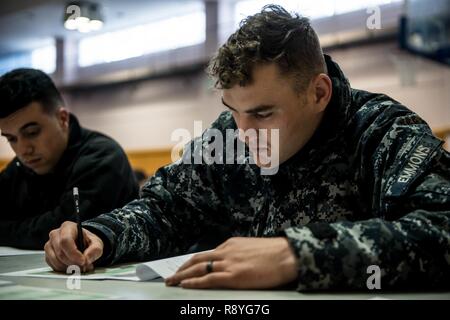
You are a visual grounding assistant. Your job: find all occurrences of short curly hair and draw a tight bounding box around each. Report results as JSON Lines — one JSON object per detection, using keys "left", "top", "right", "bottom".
{"left": 208, "top": 4, "right": 326, "bottom": 91}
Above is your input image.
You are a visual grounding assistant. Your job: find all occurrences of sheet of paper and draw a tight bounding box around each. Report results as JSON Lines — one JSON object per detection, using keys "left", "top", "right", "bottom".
{"left": 0, "top": 246, "right": 44, "bottom": 256}
{"left": 1, "top": 264, "right": 141, "bottom": 281}
{"left": 136, "top": 251, "right": 205, "bottom": 280}
{"left": 1, "top": 250, "right": 210, "bottom": 281}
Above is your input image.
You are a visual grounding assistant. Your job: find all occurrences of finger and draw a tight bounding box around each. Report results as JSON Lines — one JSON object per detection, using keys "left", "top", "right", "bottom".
{"left": 177, "top": 250, "right": 222, "bottom": 273}
{"left": 84, "top": 263, "right": 95, "bottom": 272}
{"left": 166, "top": 261, "right": 226, "bottom": 286}
{"left": 53, "top": 242, "right": 77, "bottom": 267}
{"left": 83, "top": 232, "right": 103, "bottom": 265}
{"left": 45, "top": 254, "right": 58, "bottom": 272}
{"left": 44, "top": 242, "right": 59, "bottom": 271}
{"left": 47, "top": 230, "right": 88, "bottom": 272}
{"left": 59, "top": 223, "right": 86, "bottom": 266}
{"left": 84, "top": 246, "right": 102, "bottom": 266}
{"left": 180, "top": 272, "right": 232, "bottom": 289}
{"left": 49, "top": 230, "right": 80, "bottom": 267}
{"left": 44, "top": 229, "right": 65, "bottom": 271}
{"left": 44, "top": 241, "right": 68, "bottom": 272}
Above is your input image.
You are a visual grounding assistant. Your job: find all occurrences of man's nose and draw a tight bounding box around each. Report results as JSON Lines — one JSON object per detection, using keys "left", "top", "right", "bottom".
{"left": 17, "top": 140, "right": 34, "bottom": 157}
{"left": 237, "top": 120, "right": 260, "bottom": 147}
{"left": 237, "top": 117, "right": 254, "bottom": 137}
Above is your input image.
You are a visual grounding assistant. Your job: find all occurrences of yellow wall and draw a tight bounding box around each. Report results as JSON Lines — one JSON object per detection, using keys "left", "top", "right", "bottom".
{"left": 434, "top": 127, "right": 450, "bottom": 150}
{"left": 0, "top": 159, "right": 8, "bottom": 172}
{"left": 126, "top": 148, "right": 174, "bottom": 176}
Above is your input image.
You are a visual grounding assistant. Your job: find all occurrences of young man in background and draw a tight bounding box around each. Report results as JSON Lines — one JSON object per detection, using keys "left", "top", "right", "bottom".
{"left": 0, "top": 68, "right": 139, "bottom": 248}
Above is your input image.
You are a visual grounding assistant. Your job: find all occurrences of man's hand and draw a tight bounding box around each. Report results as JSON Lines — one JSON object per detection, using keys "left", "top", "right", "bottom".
{"left": 165, "top": 237, "right": 298, "bottom": 289}
{"left": 44, "top": 221, "right": 104, "bottom": 273}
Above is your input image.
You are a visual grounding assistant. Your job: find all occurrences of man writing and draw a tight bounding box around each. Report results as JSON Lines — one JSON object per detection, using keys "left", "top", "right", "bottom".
{"left": 45, "top": 6, "right": 449, "bottom": 290}
{"left": 0, "top": 68, "right": 139, "bottom": 249}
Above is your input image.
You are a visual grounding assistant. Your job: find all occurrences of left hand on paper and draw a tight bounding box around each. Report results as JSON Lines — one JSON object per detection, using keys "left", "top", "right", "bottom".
{"left": 165, "top": 237, "right": 298, "bottom": 289}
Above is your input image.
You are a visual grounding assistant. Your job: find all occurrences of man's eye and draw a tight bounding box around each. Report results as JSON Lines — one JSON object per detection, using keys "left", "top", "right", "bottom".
{"left": 25, "top": 129, "right": 40, "bottom": 138}
{"left": 6, "top": 137, "right": 17, "bottom": 143}
{"left": 254, "top": 113, "right": 272, "bottom": 119}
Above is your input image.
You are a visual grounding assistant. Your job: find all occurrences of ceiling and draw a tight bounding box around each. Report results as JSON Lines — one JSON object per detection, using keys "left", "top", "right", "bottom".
{"left": 0, "top": 0, "right": 202, "bottom": 56}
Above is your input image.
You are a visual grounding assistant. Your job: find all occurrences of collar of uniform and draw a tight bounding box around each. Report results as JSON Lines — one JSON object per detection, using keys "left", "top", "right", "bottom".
{"left": 324, "top": 54, "right": 352, "bottom": 120}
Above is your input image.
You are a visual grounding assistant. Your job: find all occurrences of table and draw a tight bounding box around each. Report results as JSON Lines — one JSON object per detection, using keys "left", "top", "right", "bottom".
{"left": 1, "top": 254, "right": 449, "bottom": 300}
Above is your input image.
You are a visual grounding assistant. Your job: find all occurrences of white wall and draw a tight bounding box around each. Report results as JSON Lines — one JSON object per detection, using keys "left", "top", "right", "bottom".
{"left": 66, "top": 74, "right": 224, "bottom": 152}
{"left": 326, "top": 42, "right": 450, "bottom": 129}
{"left": 0, "top": 41, "right": 449, "bottom": 159}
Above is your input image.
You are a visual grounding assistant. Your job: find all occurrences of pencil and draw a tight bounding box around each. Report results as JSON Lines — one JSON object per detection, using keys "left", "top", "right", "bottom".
{"left": 73, "top": 187, "right": 85, "bottom": 253}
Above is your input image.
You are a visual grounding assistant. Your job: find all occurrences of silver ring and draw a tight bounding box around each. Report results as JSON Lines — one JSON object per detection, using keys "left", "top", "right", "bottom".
{"left": 206, "top": 260, "right": 214, "bottom": 274}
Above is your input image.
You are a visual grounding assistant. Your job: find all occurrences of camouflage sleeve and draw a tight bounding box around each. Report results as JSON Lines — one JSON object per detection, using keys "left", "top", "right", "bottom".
{"left": 82, "top": 114, "right": 233, "bottom": 265}
{"left": 284, "top": 105, "right": 450, "bottom": 291}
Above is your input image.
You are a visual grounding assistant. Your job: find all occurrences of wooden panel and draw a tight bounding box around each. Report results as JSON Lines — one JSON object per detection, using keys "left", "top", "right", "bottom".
{"left": 126, "top": 148, "right": 175, "bottom": 176}
{"left": 0, "top": 159, "right": 9, "bottom": 171}
{"left": 434, "top": 126, "right": 450, "bottom": 151}
{"left": 434, "top": 127, "right": 450, "bottom": 139}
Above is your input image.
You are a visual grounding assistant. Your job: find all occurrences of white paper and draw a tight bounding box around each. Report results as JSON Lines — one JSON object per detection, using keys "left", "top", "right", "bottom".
{"left": 1, "top": 264, "right": 141, "bottom": 281}
{"left": 0, "top": 246, "right": 44, "bottom": 256}
{"left": 1, "top": 250, "right": 209, "bottom": 281}
{"left": 136, "top": 252, "right": 200, "bottom": 280}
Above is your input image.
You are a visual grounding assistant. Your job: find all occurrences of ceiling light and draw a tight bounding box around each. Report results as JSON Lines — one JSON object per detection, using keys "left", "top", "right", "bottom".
{"left": 64, "top": 18, "right": 78, "bottom": 30}
{"left": 89, "top": 19, "right": 103, "bottom": 31}
{"left": 63, "top": 1, "right": 104, "bottom": 33}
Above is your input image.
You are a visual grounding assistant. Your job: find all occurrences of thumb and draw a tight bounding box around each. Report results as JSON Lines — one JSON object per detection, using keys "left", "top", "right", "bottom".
{"left": 83, "top": 231, "right": 104, "bottom": 265}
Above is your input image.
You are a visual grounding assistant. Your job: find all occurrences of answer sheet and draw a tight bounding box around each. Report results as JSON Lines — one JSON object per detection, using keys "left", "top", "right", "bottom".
{"left": 0, "top": 264, "right": 141, "bottom": 281}
{"left": 1, "top": 250, "right": 209, "bottom": 281}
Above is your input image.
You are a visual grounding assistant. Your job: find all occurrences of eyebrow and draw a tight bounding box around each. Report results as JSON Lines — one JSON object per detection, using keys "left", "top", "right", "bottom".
{"left": 221, "top": 98, "right": 275, "bottom": 114}
{"left": 1, "top": 122, "right": 40, "bottom": 137}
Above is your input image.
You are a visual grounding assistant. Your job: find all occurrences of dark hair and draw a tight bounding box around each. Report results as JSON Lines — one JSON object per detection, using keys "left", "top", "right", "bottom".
{"left": 0, "top": 68, "right": 64, "bottom": 118}
{"left": 208, "top": 4, "right": 326, "bottom": 91}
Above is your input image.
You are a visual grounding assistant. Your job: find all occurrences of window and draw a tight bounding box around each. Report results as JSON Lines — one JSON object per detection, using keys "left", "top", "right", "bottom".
{"left": 335, "top": 0, "right": 402, "bottom": 15}
{"left": 0, "top": 44, "right": 56, "bottom": 75}
{"left": 78, "top": 10, "right": 206, "bottom": 67}
{"left": 234, "top": 0, "right": 403, "bottom": 26}
{"left": 31, "top": 45, "right": 56, "bottom": 74}
{"left": 235, "top": 0, "right": 334, "bottom": 23}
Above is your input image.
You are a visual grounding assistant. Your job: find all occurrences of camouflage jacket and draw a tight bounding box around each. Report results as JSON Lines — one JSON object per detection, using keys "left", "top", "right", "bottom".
{"left": 84, "top": 55, "right": 450, "bottom": 291}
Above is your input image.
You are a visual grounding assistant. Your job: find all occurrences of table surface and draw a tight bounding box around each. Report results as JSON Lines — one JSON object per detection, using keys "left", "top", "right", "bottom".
{"left": 0, "top": 254, "right": 449, "bottom": 300}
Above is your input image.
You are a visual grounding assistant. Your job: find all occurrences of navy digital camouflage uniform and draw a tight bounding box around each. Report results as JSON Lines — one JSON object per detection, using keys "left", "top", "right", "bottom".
{"left": 84, "top": 55, "right": 450, "bottom": 290}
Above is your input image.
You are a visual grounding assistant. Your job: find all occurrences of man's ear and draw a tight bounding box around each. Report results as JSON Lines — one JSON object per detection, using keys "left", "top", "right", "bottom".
{"left": 56, "top": 107, "right": 70, "bottom": 130}
{"left": 312, "top": 73, "right": 332, "bottom": 113}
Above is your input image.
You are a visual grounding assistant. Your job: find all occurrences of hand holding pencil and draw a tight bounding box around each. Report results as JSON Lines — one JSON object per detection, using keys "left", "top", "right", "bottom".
{"left": 43, "top": 188, "right": 105, "bottom": 272}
